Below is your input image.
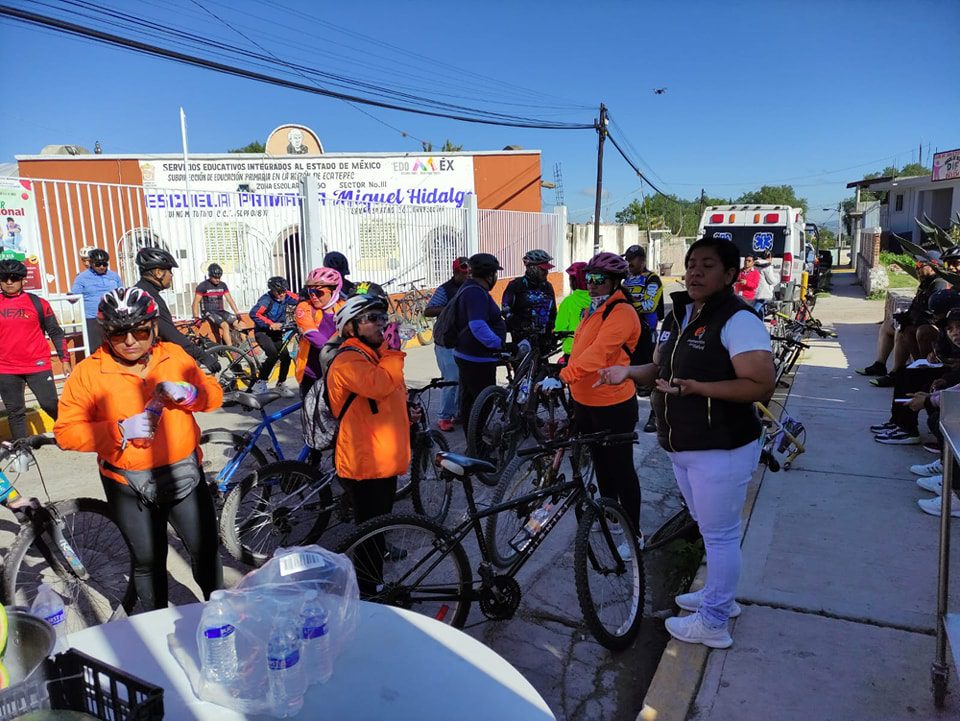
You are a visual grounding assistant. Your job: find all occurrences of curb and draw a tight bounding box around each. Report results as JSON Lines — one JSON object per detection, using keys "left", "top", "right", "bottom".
{"left": 637, "top": 386, "right": 791, "bottom": 721}
{"left": 0, "top": 408, "right": 56, "bottom": 441}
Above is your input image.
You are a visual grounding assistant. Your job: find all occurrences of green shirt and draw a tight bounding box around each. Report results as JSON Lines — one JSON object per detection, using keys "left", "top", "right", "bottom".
{"left": 554, "top": 290, "right": 592, "bottom": 355}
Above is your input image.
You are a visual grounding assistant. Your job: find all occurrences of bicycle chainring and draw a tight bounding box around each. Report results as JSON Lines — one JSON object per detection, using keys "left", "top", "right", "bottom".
{"left": 479, "top": 575, "right": 522, "bottom": 620}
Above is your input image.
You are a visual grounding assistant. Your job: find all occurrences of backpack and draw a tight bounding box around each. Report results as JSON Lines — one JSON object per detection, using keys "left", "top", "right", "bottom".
{"left": 26, "top": 293, "right": 45, "bottom": 330}
{"left": 301, "top": 341, "right": 376, "bottom": 450}
{"left": 601, "top": 298, "right": 638, "bottom": 356}
{"left": 433, "top": 285, "right": 469, "bottom": 349}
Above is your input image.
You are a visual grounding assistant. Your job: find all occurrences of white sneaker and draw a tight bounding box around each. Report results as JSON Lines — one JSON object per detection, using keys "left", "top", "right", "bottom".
{"left": 665, "top": 612, "right": 733, "bottom": 649}
{"left": 910, "top": 459, "right": 942, "bottom": 476}
{"left": 918, "top": 495, "right": 960, "bottom": 518}
{"left": 251, "top": 380, "right": 269, "bottom": 394}
{"left": 675, "top": 589, "right": 742, "bottom": 618}
{"left": 916, "top": 475, "right": 943, "bottom": 495}
{"left": 274, "top": 383, "right": 297, "bottom": 398}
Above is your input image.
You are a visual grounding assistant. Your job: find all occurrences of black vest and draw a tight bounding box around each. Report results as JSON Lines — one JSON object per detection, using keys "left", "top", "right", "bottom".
{"left": 651, "top": 289, "right": 762, "bottom": 452}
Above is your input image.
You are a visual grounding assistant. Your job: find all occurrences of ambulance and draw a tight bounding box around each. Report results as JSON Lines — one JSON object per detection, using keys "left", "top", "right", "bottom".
{"left": 697, "top": 205, "right": 807, "bottom": 302}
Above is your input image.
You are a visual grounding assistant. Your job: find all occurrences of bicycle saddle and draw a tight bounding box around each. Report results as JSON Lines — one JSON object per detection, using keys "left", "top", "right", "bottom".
{"left": 435, "top": 452, "right": 496, "bottom": 477}
{"left": 223, "top": 390, "right": 282, "bottom": 410}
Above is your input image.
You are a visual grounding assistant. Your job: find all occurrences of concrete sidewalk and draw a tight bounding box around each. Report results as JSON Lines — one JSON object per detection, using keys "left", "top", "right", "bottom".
{"left": 643, "top": 271, "right": 960, "bottom": 721}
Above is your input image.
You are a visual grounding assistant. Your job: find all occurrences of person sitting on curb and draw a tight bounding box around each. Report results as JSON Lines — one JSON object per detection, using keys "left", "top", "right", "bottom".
{"left": 903, "top": 382, "right": 960, "bottom": 518}
{"left": 857, "top": 252, "right": 948, "bottom": 387}
{"left": 424, "top": 257, "right": 470, "bottom": 432}
{"left": 192, "top": 263, "right": 242, "bottom": 346}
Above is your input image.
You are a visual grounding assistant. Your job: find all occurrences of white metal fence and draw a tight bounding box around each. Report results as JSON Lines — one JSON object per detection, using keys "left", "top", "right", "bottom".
{"left": 25, "top": 177, "right": 566, "bottom": 317}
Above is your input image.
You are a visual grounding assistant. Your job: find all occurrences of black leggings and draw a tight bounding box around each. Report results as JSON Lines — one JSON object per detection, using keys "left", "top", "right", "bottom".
{"left": 101, "top": 476, "right": 222, "bottom": 611}
{"left": 574, "top": 397, "right": 641, "bottom": 534}
{"left": 339, "top": 476, "right": 397, "bottom": 595}
{"left": 255, "top": 329, "right": 292, "bottom": 383}
{"left": 0, "top": 371, "right": 60, "bottom": 440}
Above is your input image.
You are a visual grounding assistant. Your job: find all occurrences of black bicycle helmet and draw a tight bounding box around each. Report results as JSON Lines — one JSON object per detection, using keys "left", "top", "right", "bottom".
{"left": 942, "top": 246, "right": 960, "bottom": 263}
{"left": 208, "top": 263, "right": 223, "bottom": 278}
{"left": 522, "top": 249, "right": 553, "bottom": 266}
{"left": 97, "top": 287, "right": 159, "bottom": 333}
{"left": 0, "top": 259, "right": 28, "bottom": 278}
{"left": 929, "top": 288, "right": 960, "bottom": 315}
{"left": 323, "top": 251, "right": 351, "bottom": 277}
{"left": 87, "top": 248, "right": 110, "bottom": 265}
{"left": 349, "top": 279, "right": 387, "bottom": 300}
{"left": 267, "top": 276, "right": 289, "bottom": 292}
{"left": 468, "top": 253, "right": 503, "bottom": 277}
{"left": 136, "top": 246, "right": 178, "bottom": 271}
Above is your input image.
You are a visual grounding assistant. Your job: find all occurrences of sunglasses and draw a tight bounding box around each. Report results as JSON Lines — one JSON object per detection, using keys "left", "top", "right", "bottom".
{"left": 584, "top": 272, "right": 610, "bottom": 285}
{"left": 0, "top": 274, "right": 24, "bottom": 283}
{"left": 93, "top": 262, "right": 109, "bottom": 268}
{"left": 107, "top": 326, "right": 153, "bottom": 342}
{"left": 307, "top": 286, "right": 336, "bottom": 295}
{"left": 357, "top": 311, "right": 389, "bottom": 325}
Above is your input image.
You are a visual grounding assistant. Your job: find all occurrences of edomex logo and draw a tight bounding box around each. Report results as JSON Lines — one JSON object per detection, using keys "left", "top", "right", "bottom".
{"left": 693, "top": 325, "right": 707, "bottom": 338}
{"left": 410, "top": 158, "right": 457, "bottom": 173}
{"left": 752, "top": 232, "right": 774, "bottom": 253}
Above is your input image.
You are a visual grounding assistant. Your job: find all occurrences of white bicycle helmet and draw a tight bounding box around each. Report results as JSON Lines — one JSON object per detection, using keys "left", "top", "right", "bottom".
{"left": 79, "top": 246, "right": 96, "bottom": 259}
{"left": 335, "top": 293, "right": 387, "bottom": 334}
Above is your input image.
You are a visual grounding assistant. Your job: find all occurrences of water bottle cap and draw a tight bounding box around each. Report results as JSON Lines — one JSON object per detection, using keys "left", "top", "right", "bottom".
{"left": 305, "top": 589, "right": 318, "bottom": 601}
{"left": 210, "top": 590, "right": 226, "bottom": 601}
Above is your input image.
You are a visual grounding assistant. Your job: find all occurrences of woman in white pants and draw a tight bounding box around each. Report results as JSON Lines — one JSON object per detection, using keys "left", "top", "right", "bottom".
{"left": 596, "top": 235, "right": 775, "bottom": 648}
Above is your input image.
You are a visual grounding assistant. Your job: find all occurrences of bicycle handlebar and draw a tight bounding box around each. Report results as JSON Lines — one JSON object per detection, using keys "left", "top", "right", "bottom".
{"left": 1, "top": 434, "right": 57, "bottom": 457}
{"left": 408, "top": 378, "right": 459, "bottom": 397}
{"left": 516, "top": 431, "right": 637, "bottom": 457}
{"left": 770, "top": 335, "right": 810, "bottom": 350}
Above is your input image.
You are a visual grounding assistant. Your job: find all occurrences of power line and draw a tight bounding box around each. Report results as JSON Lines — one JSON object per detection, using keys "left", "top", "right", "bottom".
{"left": 0, "top": 5, "right": 595, "bottom": 130}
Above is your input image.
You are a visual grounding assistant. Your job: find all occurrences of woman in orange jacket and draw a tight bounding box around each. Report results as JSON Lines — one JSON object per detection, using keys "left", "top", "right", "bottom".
{"left": 544, "top": 252, "right": 642, "bottom": 555}
{"left": 293, "top": 266, "right": 343, "bottom": 398}
{"left": 54, "top": 287, "right": 224, "bottom": 611}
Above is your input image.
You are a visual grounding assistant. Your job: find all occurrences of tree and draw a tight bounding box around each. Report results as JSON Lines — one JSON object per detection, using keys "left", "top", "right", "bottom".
{"left": 735, "top": 185, "right": 808, "bottom": 216}
{"left": 227, "top": 140, "right": 265, "bottom": 153}
{"left": 615, "top": 192, "right": 729, "bottom": 237}
{"left": 898, "top": 162, "right": 930, "bottom": 178}
{"left": 440, "top": 140, "right": 463, "bottom": 152}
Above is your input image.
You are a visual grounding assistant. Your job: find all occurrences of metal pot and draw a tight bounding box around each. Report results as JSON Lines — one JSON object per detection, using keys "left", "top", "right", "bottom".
{"left": 0, "top": 607, "right": 55, "bottom": 689}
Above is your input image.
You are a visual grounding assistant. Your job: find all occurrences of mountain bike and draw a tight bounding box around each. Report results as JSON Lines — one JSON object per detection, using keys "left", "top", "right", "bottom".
{"left": 0, "top": 436, "right": 135, "bottom": 633}
{"left": 466, "top": 335, "right": 571, "bottom": 484}
{"left": 178, "top": 319, "right": 261, "bottom": 392}
{"left": 383, "top": 278, "right": 434, "bottom": 347}
{"left": 402, "top": 378, "right": 458, "bottom": 524}
{"left": 335, "top": 430, "right": 645, "bottom": 650}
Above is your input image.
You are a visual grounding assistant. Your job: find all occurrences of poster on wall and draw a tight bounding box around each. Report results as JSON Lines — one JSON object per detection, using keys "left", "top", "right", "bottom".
{"left": 138, "top": 153, "right": 476, "bottom": 210}
{"left": 0, "top": 178, "right": 43, "bottom": 291}
{"left": 932, "top": 149, "right": 960, "bottom": 183}
{"left": 265, "top": 124, "right": 324, "bottom": 156}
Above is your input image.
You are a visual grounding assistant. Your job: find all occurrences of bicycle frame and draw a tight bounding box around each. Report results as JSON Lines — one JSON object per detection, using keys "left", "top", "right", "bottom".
{"left": 215, "top": 400, "right": 309, "bottom": 490}
{"left": 755, "top": 401, "right": 805, "bottom": 469}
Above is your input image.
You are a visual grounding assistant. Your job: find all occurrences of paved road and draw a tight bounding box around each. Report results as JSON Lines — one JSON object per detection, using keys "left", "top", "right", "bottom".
{"left": 1, "top": 300, "right": 690, "bottom": 721}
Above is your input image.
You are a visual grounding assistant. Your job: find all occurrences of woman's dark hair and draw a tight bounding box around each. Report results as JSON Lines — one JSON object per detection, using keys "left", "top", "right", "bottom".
{"left": 685, "top": 236, "right": 742, "bottom": 284}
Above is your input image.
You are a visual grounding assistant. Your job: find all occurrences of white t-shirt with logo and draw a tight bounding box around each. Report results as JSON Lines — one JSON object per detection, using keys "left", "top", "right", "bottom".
{"left": 659, "top": 305, "right": 771, "bottom": 358}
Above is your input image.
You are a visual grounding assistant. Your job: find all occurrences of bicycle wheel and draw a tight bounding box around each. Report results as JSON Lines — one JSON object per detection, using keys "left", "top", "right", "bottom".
{"left": 199, "top": 430, "right": 269, "bottom": 497}
{"left": 411, "top": 430, "right": 452, "bottom": 525}
{"left": 411, "top": 300, "right": 434, "bottom": 347}
{"left": 530, "top": 389, "right": 571, "bottom": 444}
{"left": 644, "top": 505, "right": 700, "bottom": 552}
{"left": 574, "top": 499, "right": 645, "bottom": 650}
{"left": 205, "top": 344, "right": 260, "bottom": 392}
{"left": 467, "top": 385, "right": 518, "bottom": 484}
{"left": 485, "top": 453, "right": 553, "bottom": 569}
{"left": 335, "top": 514, "right": 472, "bottom": 627}
{"left": 219, "top": 460, "right": 335, "bottom": 567}
{"left": 2, "top": 498, "right": 135, "bottom": 635}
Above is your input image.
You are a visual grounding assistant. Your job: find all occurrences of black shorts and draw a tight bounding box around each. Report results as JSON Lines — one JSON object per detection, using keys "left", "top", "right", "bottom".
{"left": 204, "top": 310, "right": 237, "bottom": 327}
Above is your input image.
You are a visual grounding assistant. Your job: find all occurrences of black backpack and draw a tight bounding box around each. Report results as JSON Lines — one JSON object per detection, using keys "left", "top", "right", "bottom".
{"left": 601, "top": 298, "right": 638, "bottom": 356}
{"left": 433, "top": 285, "right": 469, "bottom": 349}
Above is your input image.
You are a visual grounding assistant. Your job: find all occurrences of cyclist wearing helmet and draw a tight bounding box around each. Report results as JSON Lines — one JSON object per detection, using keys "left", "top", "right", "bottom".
{"left": 553, "top": 261, "right": 590, "bottom": 362}
{"left": 595, "top": 236, "right": 775, "bottom": 649}
{"left": 541, "top": 252, "right": 641, "bottom": 555}
{"left": 453, "top": 253, "right": 507, "bottom": 431}
{"left": 133, "top": 246, "right": 214, "bottom": 371}
{"left": 55, "top": 287, "right": 224, "bottom": 611}
{"left": 192, "top": 263, "right": 241, "bottom": 345}
{"left": 501, "top": 248, "right": 557, "bottom": 345}
{"left": 250, "top": 276, "right": 299, "bottom": 395}
{"left": 70, "top": 248, "right": 121, "bottom": 348}
{"left": 294, "top": 266, "right": 342, "bottom": 398}
{"left": 424, "top": 256, "right": 470, "bottom": 431}
{"left": 0, "top": 259, "right": 69, "bottom": 439}
{"left": 943, "top": 246, "right": 960, "bottom": 272}
{"left": 327, "top": 294, "right": 411, "bottom": 592}
{"left": 78, "top": 246, "right": 96, "bottom": 270}
{"left": 622, "top": 244, "right": 664, "bottom": 431}
{"left": 323, "top": 251, "right": 355, "bottom": 298}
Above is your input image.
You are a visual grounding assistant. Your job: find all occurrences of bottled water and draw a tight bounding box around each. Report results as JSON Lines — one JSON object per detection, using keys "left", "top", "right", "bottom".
{"left": 300, "top": 590, "right": 333, "bottom": 684}
{"left": 509, "top": 501, "right": 554, "bottom": 552}
{"left": 267, "top": 612, "right": 307, "bottom": 717}
{"left": 131, "top": 395, "right": 164, "bottom": 449}
{"left": 31, "top": 583, "right": 66, "bottom": 654}
{"left": 198, "top": 590, "right": 239, "bottom": 683}
{"left": 517, "top": 377, "right": 531, "bottom": 404}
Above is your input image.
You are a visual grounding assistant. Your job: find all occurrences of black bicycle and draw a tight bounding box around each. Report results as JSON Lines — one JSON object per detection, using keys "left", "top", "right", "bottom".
{"left": 335, "top": 430, "right": 645, "bottom": 650}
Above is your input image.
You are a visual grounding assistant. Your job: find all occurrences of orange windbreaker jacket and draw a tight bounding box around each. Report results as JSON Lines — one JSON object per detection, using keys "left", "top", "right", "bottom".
{"left": 54, "top": 342, "right": 223, "bottom": 478}
{"left": 559, "top": 290, "right": 641, "bottom": 407}
{"left": 326, "top": 337, "right": 411, "bottom": 480}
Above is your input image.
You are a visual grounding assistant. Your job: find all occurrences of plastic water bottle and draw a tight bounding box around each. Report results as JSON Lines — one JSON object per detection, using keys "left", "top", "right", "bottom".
{"left": 300, "top": 591, "right": 333, "bottom": 684}
{"left": 131, "top": 395, "right": 164, "bottom": 449}
{"left": 509, "top": 501, "right": 554, "bottom": 552}
{"left": 267, "top": 613, "right": 307, "bottom": 717}
{"left": 31, "top": 583, "right": 66, "bottom": 654}
{"left": 517, "top": 377, "right": 531, "bottom": 404}
{"left": 198, "top": 590, "right": 239, "bottom": 683}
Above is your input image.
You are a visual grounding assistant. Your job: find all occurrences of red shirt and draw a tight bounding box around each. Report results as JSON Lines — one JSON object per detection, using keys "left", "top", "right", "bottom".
{"left": 0, "top": 293, "right": 64, "bottom": 374}
{"left": 735, "top": 268, "right": 760, "bottom": 301}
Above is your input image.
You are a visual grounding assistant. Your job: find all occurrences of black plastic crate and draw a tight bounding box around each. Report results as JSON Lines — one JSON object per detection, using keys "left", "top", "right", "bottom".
{"left": 0, "top": 648, "right": 164, "bottom": 721}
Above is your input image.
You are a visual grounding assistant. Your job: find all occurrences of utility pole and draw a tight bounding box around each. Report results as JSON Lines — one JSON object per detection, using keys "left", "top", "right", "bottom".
{"left": 698, "top": 188, "right": 706, "bottom": 223}
{"left": 593, "top": 103, "right": 607, "bottom": 249}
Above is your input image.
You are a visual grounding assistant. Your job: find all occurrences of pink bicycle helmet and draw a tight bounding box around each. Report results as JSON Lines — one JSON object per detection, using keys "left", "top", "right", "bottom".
{"left": 565, "top": 261, "right": 588, "bottom": 291}
{"left": 305, "top": 266, "right": 343, "bottom": 309}
{"left": 585, "top": 251, "right": 629, "bottom": 277}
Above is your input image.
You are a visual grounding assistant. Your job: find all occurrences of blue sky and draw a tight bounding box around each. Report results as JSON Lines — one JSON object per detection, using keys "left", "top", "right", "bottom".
{"left": 2, "top": 0, "right": 958, "bottom": 228}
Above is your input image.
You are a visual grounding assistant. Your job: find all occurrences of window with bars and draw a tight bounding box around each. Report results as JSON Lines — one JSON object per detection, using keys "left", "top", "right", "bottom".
{"left": 203, "top": 222, "right": 247, "bottom": 273}
{"left": 358, "top": 216, "right": 400, "bottom": 274}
